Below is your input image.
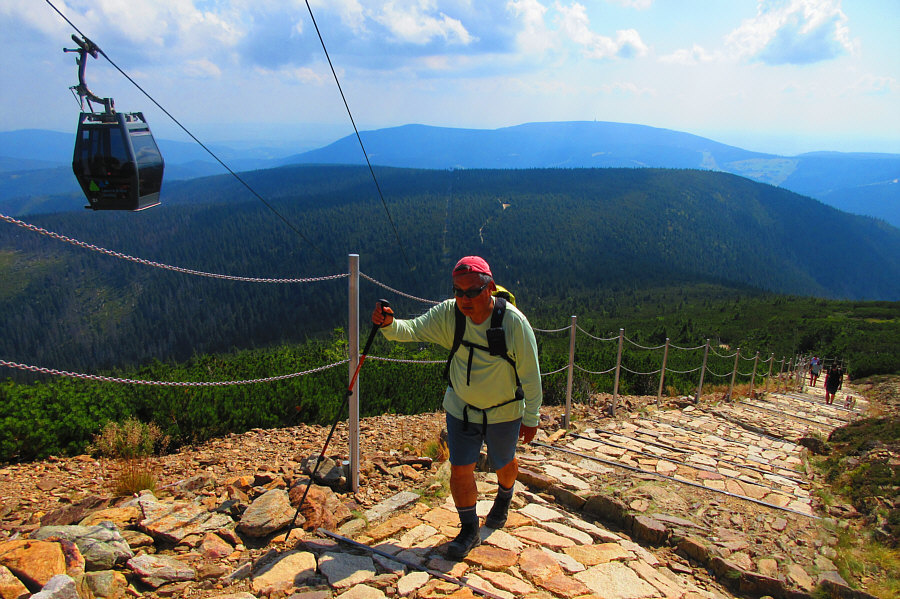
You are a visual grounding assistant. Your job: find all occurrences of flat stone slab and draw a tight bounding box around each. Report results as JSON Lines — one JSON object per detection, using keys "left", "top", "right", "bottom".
{"left": 318, "top": 552, "right": 376, "bottom": 590}
{"left": 364, "top": 492, "right": 420, "bottom": 524}
{"left": 574, "top": 561, "right": 659, "bottom": 599}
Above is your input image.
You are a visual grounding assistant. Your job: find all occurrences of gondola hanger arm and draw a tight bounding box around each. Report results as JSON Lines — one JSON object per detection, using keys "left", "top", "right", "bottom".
{"left": 64, "top": 34, "right": 113, "bottom": 114}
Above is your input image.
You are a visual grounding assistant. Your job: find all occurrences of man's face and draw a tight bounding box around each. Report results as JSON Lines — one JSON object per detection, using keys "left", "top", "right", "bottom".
{"left": 452, "top": 272, "right": 495, "bottom": 324}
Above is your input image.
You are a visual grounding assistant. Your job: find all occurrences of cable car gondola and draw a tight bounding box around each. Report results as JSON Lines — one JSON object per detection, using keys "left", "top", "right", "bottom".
{"left": 66, "top": 35, "right": 164, "bottom": 211}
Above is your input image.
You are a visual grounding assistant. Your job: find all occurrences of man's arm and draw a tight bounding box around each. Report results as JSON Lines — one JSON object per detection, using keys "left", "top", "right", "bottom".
{"left": 511, "top": 312, "right": 542, "bottom": 433}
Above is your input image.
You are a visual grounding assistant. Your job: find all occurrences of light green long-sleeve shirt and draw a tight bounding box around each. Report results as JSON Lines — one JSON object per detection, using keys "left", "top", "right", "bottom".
{"left": 381, "top": 299, "right": 543, "bottom": 427}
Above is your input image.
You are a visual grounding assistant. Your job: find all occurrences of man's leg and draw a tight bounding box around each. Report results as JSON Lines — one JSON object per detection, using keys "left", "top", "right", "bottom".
{"left": 445, "top": 414, "right": 484, "bottom": 559}
{"left": 484, "top": 419, "right": 522, "bottom": 530}
{"left": 485, "top": 457, "right": 517, "bottom": 529}
{"left": 447, "top": 463, "right": 481, "bottom": 559}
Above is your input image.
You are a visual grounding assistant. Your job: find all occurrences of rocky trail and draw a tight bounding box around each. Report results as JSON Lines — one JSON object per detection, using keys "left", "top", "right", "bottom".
{"left": 0, "top": 377, "right": 881, "bottom": 599}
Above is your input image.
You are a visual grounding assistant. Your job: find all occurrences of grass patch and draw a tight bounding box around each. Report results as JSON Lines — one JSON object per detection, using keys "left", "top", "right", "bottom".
{"left": 90, "top": 417, "right": 169, "bottom": 496}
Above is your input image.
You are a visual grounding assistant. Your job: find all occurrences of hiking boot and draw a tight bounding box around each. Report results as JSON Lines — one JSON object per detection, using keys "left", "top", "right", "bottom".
{"left": 446, "top": 523, "right": 481, "bottom": 560}
{"left": 484, "top": 500, "right": 510, "bottom": 530}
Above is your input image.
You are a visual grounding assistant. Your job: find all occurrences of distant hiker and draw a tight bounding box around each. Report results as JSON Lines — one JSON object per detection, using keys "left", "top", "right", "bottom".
{"left": 809, "top": 356, "right": 822, "bottom": 386}
{"left": 372, "top": 256, "right": 542, "bottom": 560}
{"left": 824, "top": 365, "right": 840, "bottom": 404}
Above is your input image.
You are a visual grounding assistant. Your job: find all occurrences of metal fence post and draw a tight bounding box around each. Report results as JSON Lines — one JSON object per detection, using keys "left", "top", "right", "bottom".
{"left": 728, "top": 347, "right": 740, "bottom": 401}
{"left": 656, "top": 338, "right": 669, "bottom": 409}
{"left": 564, "top": 315, "right": 577, "bottom": 429}
{"left": 748, "top": 351, "right": 760, "bottom": 399}
{"left": 348, "top": 254, "right": 360, "bottom": 493}
{"left": 611, "top": 329, "right": 624, "bottom": 417}
{"left": 695, "top": 339, "right": 710, "bottom": 402}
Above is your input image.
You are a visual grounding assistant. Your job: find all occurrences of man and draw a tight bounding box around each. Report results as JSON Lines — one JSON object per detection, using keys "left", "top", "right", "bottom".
{"left": 809, "top": 356, "right": 821, "bottom": 386}
{"left": 371, "top": 256, "right": 542, "bottom": 559}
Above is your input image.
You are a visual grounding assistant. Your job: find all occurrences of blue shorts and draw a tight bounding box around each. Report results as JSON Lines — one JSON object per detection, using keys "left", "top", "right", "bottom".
{"left": 446, "top": 413, "right": 521, "bottom": 469}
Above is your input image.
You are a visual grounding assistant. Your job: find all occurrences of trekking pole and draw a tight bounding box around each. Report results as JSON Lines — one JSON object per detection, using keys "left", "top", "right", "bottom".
{"left": 284, "top": 300, "right": 391, "bottom": 538}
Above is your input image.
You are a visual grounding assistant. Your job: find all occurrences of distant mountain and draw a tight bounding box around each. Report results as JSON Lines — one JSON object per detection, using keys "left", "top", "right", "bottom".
{"left": 1, "top": 165, "right": 898, "bottom": 375}
{"left": 1, "top": 122, "right": 897, "bottom": 227}
{"left": 283, "top": 122, "right": 900, "bottom": 227}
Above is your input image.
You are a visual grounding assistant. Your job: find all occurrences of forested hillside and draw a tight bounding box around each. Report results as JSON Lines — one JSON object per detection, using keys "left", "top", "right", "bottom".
{"left": 1, "top": 166, "right": 898, "bottom": 378}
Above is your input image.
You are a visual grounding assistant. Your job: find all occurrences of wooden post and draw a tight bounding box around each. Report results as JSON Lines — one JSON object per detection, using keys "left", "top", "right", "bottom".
{"left": 564, "top": 315, "right": 577, "bottom": 429}
{"left": 656, "top": 338, "right": 669, "bottom": 408}
{"left": 611, "top": 329, "right": 624, "bottom": 416}
{"left": 728, "top": 347, "right": 740, "bottom": 401}
{"left": 695, "top": 339, "right": 710, "bottom": 402}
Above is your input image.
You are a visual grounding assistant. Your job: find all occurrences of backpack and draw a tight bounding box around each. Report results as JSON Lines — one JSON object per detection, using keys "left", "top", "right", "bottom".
{"left": 442, "top": 288, "right": 523, "bottom": 431}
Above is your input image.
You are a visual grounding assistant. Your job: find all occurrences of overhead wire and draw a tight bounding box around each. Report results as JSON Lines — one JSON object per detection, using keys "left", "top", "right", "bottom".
{"left": 303, "top": 0, "right": 412, "bottom": 272}
{"left": 44, "top": 0, "right": 338, "bottom": 269}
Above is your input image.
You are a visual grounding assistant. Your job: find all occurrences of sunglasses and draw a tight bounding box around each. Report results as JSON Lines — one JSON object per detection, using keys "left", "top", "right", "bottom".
{"left": 453, "top": 284, "right": 488, "bottom": 298}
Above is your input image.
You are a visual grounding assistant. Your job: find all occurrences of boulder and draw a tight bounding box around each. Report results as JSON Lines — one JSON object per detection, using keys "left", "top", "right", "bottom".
{"left": 29, "top": 574, "right": 78, "bottom": 599}
{"left": 288, "top": 482, "right": 352, "bottom": 531}
{"left": 85, "top": 570, "right": 129, "bottom": 599}
{"left": 136, "top": 495, "right": 234, "bottom": 543}
{"left": 0, "top": 564, "right": 30, "bottom": 599}
{"left": 301, "top": 455, "right": 345, "bottom": 488}
{"left": 237, "top": 490, "right": 297, "bottom": 537}
{"left": 0, "top": 540, "right": 67, "bottom": 591}
{"left": 33, "top": 522, "right": 133, "bottom": 571}
{"left": 40, "top": 496, "right": 111, "bottom": 527}
{"left": 126, "top": 554, "right": 195, "bottom": 588}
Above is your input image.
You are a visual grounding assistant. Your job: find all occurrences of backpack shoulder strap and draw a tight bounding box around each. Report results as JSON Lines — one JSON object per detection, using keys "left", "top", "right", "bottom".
{"left": 443, "top": 301, "right": 466, "bottom": 382}
{"left": 491, "top": 296, "right": 507, "bottom": 331}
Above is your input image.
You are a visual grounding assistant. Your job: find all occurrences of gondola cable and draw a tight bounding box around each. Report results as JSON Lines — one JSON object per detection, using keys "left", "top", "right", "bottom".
{"left": 303, "top": 0, "right": 413, "bottom": 272}
{"left": 45, "top": 0, "right": 338, "bottom": 269}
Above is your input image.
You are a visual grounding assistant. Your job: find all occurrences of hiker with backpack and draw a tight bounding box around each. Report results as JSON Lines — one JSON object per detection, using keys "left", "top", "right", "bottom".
{"left": 371, "top": 256, "right": 542, "bottom": 560}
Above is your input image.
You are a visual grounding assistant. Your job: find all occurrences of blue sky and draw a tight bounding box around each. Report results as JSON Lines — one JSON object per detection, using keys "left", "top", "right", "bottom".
{"left": 1, "top": 0, "right": 897, "bottom": 155}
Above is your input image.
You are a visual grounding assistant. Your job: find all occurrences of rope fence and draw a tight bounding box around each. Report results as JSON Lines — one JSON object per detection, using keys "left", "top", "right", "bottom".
{"left": 0, "top": 210, "right": 820, "bottom": 429}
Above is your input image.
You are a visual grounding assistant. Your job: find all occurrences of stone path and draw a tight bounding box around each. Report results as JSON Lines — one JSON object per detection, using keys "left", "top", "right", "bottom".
{"left": 0, "top": 380, "right": 876, "bottom": 599}
{"left": 271, "top": 381, "right": 868, "bottom": 598}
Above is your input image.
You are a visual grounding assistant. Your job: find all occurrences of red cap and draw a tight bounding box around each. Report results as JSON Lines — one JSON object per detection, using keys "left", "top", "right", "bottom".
{"left": 453, "top": 256, "right": 492, "bottom": 278}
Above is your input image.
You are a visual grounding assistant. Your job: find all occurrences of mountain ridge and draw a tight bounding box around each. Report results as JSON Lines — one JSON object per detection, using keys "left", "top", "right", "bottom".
{"left": 1, "top": 121, "right": 897, "bottom": 227}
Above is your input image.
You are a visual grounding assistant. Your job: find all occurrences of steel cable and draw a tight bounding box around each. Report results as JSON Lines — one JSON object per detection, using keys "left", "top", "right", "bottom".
{"left": 0, "top": 213, "right": 348, "bottom": 283}
{"left": 0, "top": 358, "right": 347, "bottom": 386}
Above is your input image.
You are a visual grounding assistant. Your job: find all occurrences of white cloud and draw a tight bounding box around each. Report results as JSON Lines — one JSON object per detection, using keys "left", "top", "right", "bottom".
{"left": 726, "top": 0, "right": 856, "bottom": 65}
{"left": 507, "top": 0, "right": 555, "bottom": 55}
{"left": 659, "top": 44, "right": 722, "bottom": 65}
{"left": 557, "top": 2, "right": 648, "bottom": 59}
{"left": 254, "top": 65, "right": 327, "bottom": 85}
{"left": 373, "top": 0, "right": 475, "bottom": 45}
{"left": 183, "top": 58, "right": 222, "bottom": 78}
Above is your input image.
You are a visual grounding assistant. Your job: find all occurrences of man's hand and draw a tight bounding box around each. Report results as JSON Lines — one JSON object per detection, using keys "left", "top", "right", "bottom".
{"left": 372, "top": 301, "right": 394, "bottom": 328}
{"left": 519, "top": 425, "right": 537, "bottom": 444}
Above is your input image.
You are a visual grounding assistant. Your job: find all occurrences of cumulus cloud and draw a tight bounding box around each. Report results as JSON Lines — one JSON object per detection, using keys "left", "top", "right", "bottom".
{"left": 557, "top": 2, "right": 648, "bottom": 59}
{"left": 726, "top": 0, "right": 856, "bottom": 65}
{"left": 372, "top": 0, "right": 474, "bottom": 45}
{"left": 507, "top": 0, "right": 555, "bottom": 55}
